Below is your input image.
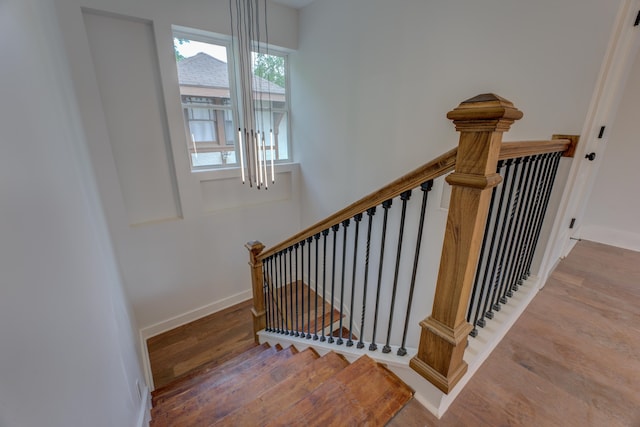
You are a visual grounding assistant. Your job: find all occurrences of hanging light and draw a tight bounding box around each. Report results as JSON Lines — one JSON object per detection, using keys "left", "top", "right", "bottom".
{"left": 229, "top": 0, "right": 275, "bottom": 189}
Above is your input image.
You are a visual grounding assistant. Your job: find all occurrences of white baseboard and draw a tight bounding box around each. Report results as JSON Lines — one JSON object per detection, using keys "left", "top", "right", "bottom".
{"left": 579, "top": 224, "right": 640, "bottom": 252}
{"left": 135, "top": 384, "right": 151, "bottom": 427}
{"left": 139, "top": 289, "right": 253, "bottom": 391}
{"left": 439, "top": 277, "right": 540, "bottom": 415}
{"left": 140, "top": 289, "right": 253, "bottom": 339}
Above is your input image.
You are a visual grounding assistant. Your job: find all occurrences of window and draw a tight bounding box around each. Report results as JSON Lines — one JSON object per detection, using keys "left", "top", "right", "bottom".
{"left": 173, "top": 31, "right": 290, "bottom": 170}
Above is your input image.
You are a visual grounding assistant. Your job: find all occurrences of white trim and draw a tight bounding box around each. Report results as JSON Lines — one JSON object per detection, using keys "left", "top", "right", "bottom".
{"left": 579, "top": 225, "right": 640, "bottom": 252}
{"left": 442, "top": 276, "right": 540, "bottom": 414}
{"left": 258, "top": 276, "right": 542, "bottom": 419}
{"left": 139, "top": 289, "right": 252, "bottom": 390}
{"left": 257, "top": 329, "right": 450, "bottom": 416}
{"left": 539, "top": 0, "right": 640, "bottom": 272}
{"left": 135, "top": 384, "right": 151, "bottom": 427}
{"left": 139, "top": 331, "right": 155, "bottom": 393}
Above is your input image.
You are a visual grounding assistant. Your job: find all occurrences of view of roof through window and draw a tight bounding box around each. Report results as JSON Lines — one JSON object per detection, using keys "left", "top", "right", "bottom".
{"left": 174, "top": 36, "right": 289, "bottom": 170}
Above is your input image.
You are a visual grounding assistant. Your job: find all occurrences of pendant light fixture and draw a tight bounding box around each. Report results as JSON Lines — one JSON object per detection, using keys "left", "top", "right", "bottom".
{"left": 229, "top": 0, "right": 275, "bottom": 189}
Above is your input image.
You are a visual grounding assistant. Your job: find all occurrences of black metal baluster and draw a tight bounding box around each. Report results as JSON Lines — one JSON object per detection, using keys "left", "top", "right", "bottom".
{"left": 398, "top": 181, "right": 433, "bottom": 355}
{"left": 524, "top": 152, "right": 562, "bottom": 277}
{"left": 288, "top": 247, "right": 294, "bottom": 335}
{"left": 283, "top": 249, "right": 289, "bottom": 334}
{"left": 493, "top": 157, "right": 522, "bottom": 308}
{"left": 335, "top": 220, "right": 350, "bottom": 345}
{"left": 294, "top": 243, "right": 300, "bottom": 336}
{"left": 476, "top": 160, "right": 506, "bottom": 326}
{"left": 518, "top": 154, "right": 549, "bottom": 281}
{"left": 358, "top": 207, "right": 376, "bottom": 349}
{"left": 513, "top": 154, "right": 547, "bottom": 286}
{"left": 469, "top": 170, "right": 500, "bottom": 336}
{"left": 499, "top": 156, "right": 529, "bottom": 302}
{"left": 320, "top": 229, "right": 329, "bottom": 341}
{"left": 504, "top": 155, "right": 536, "bottom": 294}
{"left": 370, "top": 199, "right": 392, "bottom": 351}
{"left": 279, "top": 251, "right": 284, "bottom": 333}
{"left": 300, "top": 239, "right": 306, "bottom": 337}
{"left": 270, "top": 257, "right": 276, "bottom": 332}
{"left": 487, "top": 159, "right": 515, "bottom": 314}
{"left": 347, "top": 214, "right": 362, "bottom": 347}
{"left": 270, "top": 256, "right": 277, "bottom": 333}
{"left": 313, "top": 233, "right": 320, "bottom": 340}
{"left": 327, "top": 224, "right": 340, "bottom": 343}
{"left": 307, "top": 237, "right": 313, "bottom": 339}
{"left": 262, "top": 258, "right": 271, "bottom": 332}
{"left": 383, "top": 190, "right": 411, "bottom": 354}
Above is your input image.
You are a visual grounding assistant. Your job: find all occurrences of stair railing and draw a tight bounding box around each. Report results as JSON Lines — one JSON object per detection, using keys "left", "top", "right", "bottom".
{"left": 247, "top": 93, "right": 577, "bottom": 395}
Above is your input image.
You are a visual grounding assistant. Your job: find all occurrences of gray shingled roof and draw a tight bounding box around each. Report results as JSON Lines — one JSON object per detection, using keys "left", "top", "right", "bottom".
{"left": 177, "top": 52, "right": 285, "bottom": 95}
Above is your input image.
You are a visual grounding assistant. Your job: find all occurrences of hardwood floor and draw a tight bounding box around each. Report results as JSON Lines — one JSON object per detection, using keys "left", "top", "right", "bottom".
{"left": 147, "top": 240, "right": 640, "bottom": 426}
{"left": 147, "top": 299, "right": 256, "bottom": 389}
{"left": 389, "top": 240, "right": 640, "bottom": 426}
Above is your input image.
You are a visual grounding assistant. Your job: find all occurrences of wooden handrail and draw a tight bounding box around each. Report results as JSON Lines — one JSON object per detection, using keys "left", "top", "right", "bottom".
{"left": 500, "top": 139, "right": 568, "bottom": 159}
{"left": 258, "top": 135, "right": 576, "bottom": 261}
{"left": 258, "top": 147, "right": 458, "bottom": 260}
{"left": 500, "top": 135, "right": 578, "bottom": 160}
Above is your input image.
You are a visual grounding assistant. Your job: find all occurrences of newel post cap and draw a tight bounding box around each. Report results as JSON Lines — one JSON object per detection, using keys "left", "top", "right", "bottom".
{"left": 447, "top": 93, "right": 523, "bottom": 132}
{"left": 245, "top": 241, "right": 265, "bottom": 262}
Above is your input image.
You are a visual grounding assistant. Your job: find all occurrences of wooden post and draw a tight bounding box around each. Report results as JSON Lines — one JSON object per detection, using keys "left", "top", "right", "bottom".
{"left": 409, "top": 94, "right": 523, "bottom": 393}
{"left": 246, "top": 241, "right": 266, "bottom": 343}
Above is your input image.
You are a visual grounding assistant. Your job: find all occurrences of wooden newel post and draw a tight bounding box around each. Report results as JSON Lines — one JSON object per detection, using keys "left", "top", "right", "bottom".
{"left": 246, "top": 240, "right": 266, "bottom": 343}
{"left": 410, "top": 94, "right": 523, "bottom": 393}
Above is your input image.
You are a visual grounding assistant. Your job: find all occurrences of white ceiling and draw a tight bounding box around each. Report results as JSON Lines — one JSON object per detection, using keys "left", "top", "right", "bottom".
{"left": 272, "top": 0, "right": 315, "bottom": 9}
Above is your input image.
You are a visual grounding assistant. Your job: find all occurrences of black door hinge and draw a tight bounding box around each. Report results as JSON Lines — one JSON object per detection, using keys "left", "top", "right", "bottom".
{"left": 569, "top": 218, "right": 576, "bottom": 229}
{"left": 634, "top": 10, "right": 640, "bottom": 26}
{"left": 598, "top": 126, "right": 606, "bottom": 139}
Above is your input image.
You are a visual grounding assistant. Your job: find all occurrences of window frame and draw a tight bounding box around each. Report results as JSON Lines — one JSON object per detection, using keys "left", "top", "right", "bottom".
{"left": 172, "top": 27, "right": 292, "bottom": 173}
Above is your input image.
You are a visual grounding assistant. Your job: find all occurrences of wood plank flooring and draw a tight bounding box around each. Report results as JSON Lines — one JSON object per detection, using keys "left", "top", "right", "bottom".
{"left": 147, "top": 240, "right": 640, "bottom": 426}
{"left": 388, "top": 240, "right": 640, "bottom": 426}
{"left": 147, "top": 299, "right": 256, "bottom": 389}
{"left": 268, "top": 281, "right": 342, "bottom": 336}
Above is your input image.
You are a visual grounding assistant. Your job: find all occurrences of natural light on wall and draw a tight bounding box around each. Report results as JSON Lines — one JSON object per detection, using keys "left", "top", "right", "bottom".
{"left": 172, "top": 1, "right": 289, "bottom": 190}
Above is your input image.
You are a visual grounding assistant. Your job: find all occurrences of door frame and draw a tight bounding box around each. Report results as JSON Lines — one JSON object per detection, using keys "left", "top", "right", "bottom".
{"left": 538, "top": 0, "right": 640, "bottom": 281}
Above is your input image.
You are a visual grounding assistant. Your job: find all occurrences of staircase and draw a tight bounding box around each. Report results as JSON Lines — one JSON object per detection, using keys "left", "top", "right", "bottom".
{"left": 150, "top": 343, "right": 414, "bottom": 426}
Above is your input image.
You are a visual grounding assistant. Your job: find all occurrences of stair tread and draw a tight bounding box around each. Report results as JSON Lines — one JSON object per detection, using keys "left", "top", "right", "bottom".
{"left": 268, "top": 282, "right": 342, "bottom": 335}
{"left": 151, "top": 347, "right": 318, "bottom": 426}
{"left": 151, "top": 344, "right": 290, "bottom": 418}
{"left": 151, "top": 342, "right": 274, "bottom": 407}
{"left": 264, "top": 355, "right": 414, "bottom": 427}
{"left": 213, "top": 351, "right": 350, "bottom": 426}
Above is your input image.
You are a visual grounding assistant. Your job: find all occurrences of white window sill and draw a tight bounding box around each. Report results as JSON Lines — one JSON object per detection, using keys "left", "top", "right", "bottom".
{"left": 191, "top": 162, "right": 299, "bottom": 182}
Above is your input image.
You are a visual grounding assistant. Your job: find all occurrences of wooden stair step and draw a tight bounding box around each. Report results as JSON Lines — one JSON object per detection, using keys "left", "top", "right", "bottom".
{"left": 151, "top": 344, "right": 292, "bottom": 420}
{"left": 264, "top": 355, "right": 414, "bottom": 427}
{"left": 270, "top": 282, "right": 342, "bottom": 334}
{"left": 152, "top": 347, "right": 318, "bottom": 426}
{"left": 331, "top": 326, "right": 356, "bottom": 340}
{"left": 186, "top": 348, "right": 320, "bottom": 425}
{"left": 151, "top": 342, "right": 276, "bottom": 407}
{"left": 213, "top": 351, "right": 350, "bottom": 426}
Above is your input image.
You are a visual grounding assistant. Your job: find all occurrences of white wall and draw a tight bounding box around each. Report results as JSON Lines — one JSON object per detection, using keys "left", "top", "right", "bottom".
{"left": 581, "top": 46, "right": 640, "bottom": 251}
{"left": 292, "top": 0, "right": 621, "bottom": 226}
{"left": 54, "top": 0, "right": 301, "bottom": 332}
{"left": 0, "top": 2, "right": 146, "bottom": 426}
